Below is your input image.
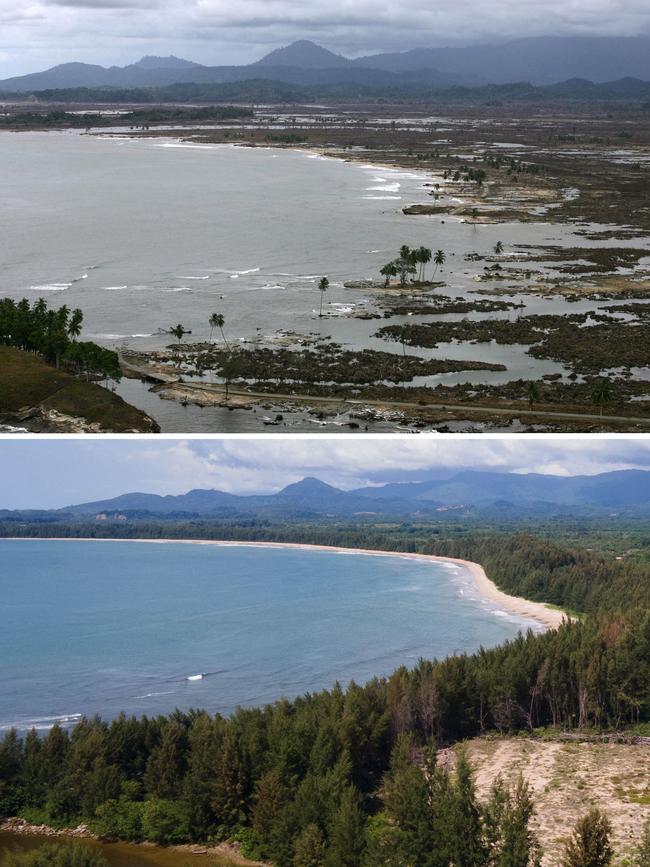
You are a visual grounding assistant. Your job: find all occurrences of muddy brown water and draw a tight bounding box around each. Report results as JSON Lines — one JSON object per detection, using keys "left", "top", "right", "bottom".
{"left": 0, "top": 832, "right": 237, "bottom": 866}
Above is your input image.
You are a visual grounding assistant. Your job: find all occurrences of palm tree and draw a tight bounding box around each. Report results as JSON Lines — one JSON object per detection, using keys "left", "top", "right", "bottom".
{"left": 170, "top": 324, "right": 187, "bottom": 343}
{"left": 399, "top": 244, "right": 412, "bottom": 262}
{"left": 416, "top": 246, "right": 432, "bottom": 281}
{"left": 396, "top": 246, "right": 417, "bottom": 287}
{"left": 432, "top": 249, "right": 446, "bottom": 279}
{"left": 67, "top": 309, "right": 83, "bottom": 340}
{"left": 592, "top": 378, "right": 612, "bottom": 417}
{"left": 318, "top": 277, "right": 329, "bottom": 318}
{"left": 494, "top": 241, "right": 504, "bottom": 255}
{"left": 380, "top": 262, "right": 398, "bottom": 288}
{"left": 524, "top": 381, "right": 541, "bottom": 409}
{"left": 209, "top": 313, "right": 229, "bottom": 350}
{"left": 220, "top": 355, "right": 241, "bottom": 400}
{"left": 54, "top": 304, "right": 70, "bottom": 335}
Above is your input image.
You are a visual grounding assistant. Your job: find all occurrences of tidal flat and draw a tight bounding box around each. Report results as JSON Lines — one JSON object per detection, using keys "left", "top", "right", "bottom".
{"left": 2, "top": 105, "right": 650, "bottom": 432}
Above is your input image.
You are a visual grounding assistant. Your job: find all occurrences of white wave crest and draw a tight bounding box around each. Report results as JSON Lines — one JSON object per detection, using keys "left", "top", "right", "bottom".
{"left": 29, "top": 283, "right": 71, "bottom": 292}
{"left": 366, "top": 183, "right": 400, "bottom": 192}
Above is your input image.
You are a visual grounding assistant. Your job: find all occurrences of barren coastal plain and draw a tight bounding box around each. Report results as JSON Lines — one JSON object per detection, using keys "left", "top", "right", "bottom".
{"left": 2, "top": 103, "right": 650, "bottom": 432}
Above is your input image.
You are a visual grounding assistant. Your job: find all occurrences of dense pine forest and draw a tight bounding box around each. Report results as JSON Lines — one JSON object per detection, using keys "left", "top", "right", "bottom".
{"left": 1, "top": 521, "right": 649, "bottom": 864}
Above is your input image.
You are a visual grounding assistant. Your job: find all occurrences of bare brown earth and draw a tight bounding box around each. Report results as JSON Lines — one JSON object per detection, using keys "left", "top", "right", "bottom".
{"left": 439, "top": 737, "right": 650, "bottom": 866}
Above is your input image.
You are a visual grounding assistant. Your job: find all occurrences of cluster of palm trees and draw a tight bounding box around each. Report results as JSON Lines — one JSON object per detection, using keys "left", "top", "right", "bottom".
{"left": 0, "top": 297, "right": 121, "bottom": 383}
{"left": 0, "top": 297, "right": 83, "bottom": 366}
{"left": 380, "top": 245, "right": 446, "bottom": 288}
{"left": 168, "top": 313, "right": 230, "bottom": 348}
{"left": 208, "top": 312, "right": 229, "bottom": 348}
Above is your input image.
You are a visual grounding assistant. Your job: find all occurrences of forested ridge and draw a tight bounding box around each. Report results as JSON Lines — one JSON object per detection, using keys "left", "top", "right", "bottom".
{"left": 1, "top": 523, "right": 649, "bottom": 864}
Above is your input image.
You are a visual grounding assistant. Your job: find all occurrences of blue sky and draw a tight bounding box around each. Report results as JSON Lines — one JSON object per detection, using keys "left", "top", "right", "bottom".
{"left": 1, "top": 437, "right": 649, "bottom": 509}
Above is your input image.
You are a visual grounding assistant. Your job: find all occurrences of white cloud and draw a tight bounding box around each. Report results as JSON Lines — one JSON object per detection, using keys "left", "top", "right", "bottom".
{"left": 206, "top": 438, "right": 650, "bottom": 489}
{"left": 1, "top": 437, "right": 649, "bottom": 509}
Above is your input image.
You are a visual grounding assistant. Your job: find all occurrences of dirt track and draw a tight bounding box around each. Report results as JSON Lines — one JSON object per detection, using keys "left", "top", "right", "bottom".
{"left": 155, "top": 380, "right": 650, "bottom": 430}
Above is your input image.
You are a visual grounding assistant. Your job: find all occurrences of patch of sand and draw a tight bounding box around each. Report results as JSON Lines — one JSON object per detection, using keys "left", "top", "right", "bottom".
{"left": 447, "top": 737, "right": 650, "bottom": 865}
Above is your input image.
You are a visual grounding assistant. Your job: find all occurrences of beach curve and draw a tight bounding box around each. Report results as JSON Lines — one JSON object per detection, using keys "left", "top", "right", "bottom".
{"left": 2, "top": 537, "right": 567, "bottom": 630}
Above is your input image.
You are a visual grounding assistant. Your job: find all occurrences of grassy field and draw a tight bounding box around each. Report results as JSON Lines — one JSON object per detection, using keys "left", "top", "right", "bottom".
{"left": 0, "top": 347, "right": 158, "bottom": 432}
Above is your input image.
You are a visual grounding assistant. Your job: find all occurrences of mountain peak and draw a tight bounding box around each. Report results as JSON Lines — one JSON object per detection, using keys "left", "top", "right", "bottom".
{"left": 255, "top": 40, "right": 350, "bottom": 69}
{"left": 278, "top": 477, "right": 342, "bottom": 497}
{"left": 24, "top": 468, "right": 650, "bottom": 519}
{"left": 132, "top": 55, "right": 199, "bottom": 70}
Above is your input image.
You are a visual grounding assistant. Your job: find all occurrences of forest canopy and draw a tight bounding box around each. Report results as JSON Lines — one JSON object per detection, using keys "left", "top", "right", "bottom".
{"left": 1, "top": 522, "right": 649, "bottom": 864}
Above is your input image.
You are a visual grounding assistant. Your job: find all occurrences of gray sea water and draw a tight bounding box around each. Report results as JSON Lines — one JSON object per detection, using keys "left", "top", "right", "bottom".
{"left": 0, "top": 540, "right": 541, "bottom": 730}
{"left": 1, "top": 131, "right": 453, "bottom": 344}
{"left": 2, "top": 131, "right": 648, "bottom": 429}
{"left": 2, "top": 132, "right": 638, "bottom": 349}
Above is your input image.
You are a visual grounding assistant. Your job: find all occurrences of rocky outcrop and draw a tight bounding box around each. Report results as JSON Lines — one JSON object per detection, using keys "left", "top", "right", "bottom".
{"left": 0, "top": 405, "right": 159, "bottom": 434}
{"left": 0, "top": 817, "right": 96, "bottom": 839}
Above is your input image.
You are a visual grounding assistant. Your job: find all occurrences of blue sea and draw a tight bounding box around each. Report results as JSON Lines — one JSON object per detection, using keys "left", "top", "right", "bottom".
{"left": 0, "top": 540, "right": 541, "bottom": 731}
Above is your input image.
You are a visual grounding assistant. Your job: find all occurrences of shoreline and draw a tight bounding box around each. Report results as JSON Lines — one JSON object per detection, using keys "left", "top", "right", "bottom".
{"left": 2, "top": 536, "right": 566, "bottom": 629}
{"left": 0, "top": 818, "right": 263, "bottom": 865}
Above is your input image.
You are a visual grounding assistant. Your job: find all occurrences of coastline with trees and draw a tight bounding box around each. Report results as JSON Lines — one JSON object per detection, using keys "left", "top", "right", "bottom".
{"left": 0, "top": 525, "right": 649, "bottom": 864}
{"left": 0, "top": 298, "right": 158, "bottom": 432}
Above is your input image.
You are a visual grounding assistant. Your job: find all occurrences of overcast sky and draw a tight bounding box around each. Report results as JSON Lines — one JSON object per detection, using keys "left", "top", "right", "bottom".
{"left": 2, "top": 0, "right": 650, "bottom": 77}
{"left": 1, "top": 436, "right": 649, "bottom": 509}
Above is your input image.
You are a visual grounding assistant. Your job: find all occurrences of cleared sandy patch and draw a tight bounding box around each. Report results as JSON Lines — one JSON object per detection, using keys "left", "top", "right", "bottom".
{"left": 441, "top": 737, "right": 650, "bottom": 865}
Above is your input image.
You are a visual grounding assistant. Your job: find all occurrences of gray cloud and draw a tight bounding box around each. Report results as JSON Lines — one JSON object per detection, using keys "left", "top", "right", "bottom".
{"left": 2, "top": 0, "right": 650, "bottom": 76}
{"left": 44, "top": 0, "right": 157, "bottom": 8}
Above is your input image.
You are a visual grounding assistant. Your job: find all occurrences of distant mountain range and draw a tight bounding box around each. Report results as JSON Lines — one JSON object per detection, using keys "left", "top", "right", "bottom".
{"left": 3, "top": 36, "right": 650, "bottom": 94}
{"left": 2, "top": 470, "right": 648, "bottom": 522}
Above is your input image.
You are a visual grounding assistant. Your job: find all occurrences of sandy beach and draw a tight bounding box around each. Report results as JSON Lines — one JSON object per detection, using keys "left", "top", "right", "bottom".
{"left": 3, "top": 537, "right": 567, "bottom": 630}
